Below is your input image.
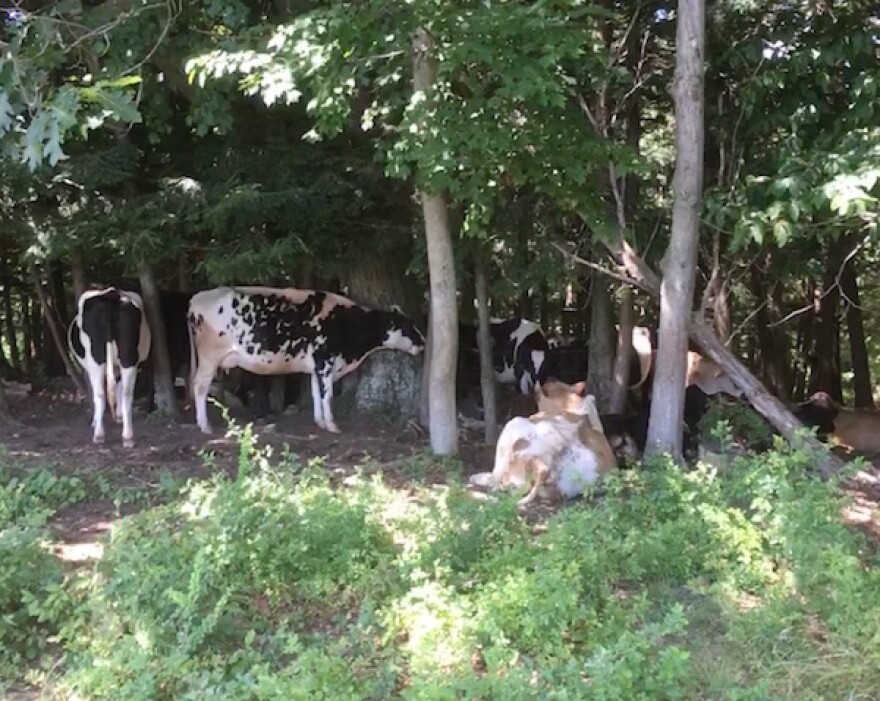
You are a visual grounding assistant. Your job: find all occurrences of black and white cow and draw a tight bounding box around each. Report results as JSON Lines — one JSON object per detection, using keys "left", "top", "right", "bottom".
{"left": 67, "top": 288, "right": 152, "bottom": 447}
{"left": 187, "top": 286, "right": 425, "bottom": 434}
{"left": 459, "top": 317, "right": 549, "bottom": 394}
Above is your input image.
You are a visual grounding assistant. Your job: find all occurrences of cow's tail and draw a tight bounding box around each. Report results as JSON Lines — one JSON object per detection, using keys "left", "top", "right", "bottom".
{"left": 186, "top": 310, "right": 198, "bottom": 400}
{"left": 106, "top": 342, "right": 118, "bottom": 421}
{"left": 628, "top": 333, "right": 654, "bottom": 390}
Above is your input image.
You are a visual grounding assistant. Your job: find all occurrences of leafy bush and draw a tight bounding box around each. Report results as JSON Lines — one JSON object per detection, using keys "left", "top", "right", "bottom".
{"left": 0, "top": 468, "right": 86, "bottom": 677}
{"left": 22, "top": 431, "right": 878, "bottom": 700}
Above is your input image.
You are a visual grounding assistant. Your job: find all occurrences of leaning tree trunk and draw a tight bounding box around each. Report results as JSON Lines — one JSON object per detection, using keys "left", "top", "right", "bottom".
{"left": 138, "top": 264, "right": 181, "bottom": 418}
{"left": 610, "top": 285, "right": 634, "bottom": 413}
{"left": 414, "top": 27, "right": 458, "bottom": 455}
{"left": 587, "top": 277, "right": 615, "bottom": 412}
{"left": 644, "top": 0, "right": 705, "bottom": 461}
{"left": 31, "top": 267, "right": 88, "bottom": 396}
{"left": 474, "top": 249, "right": 498, "bottom": 444}
{"left": 840, "top": 256, "right": 874, "bottom": 408}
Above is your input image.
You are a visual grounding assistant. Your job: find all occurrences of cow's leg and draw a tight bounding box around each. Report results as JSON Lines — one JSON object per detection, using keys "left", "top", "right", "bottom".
{"left": 119, "top": 366, "right": 138, "bottom": 448}
{"left": 517, "top": 457, "right": 551, "bottom": 507}
{"left": 310, "top": 372, "right": 326, "bottom": 430}
{"left": 319, "top": 366, "right": 340, "bottom": 433}
{"left": 85, "top": 361, "right": 107, "bottom": 445}
{"left": 193, "top": 362, "right": 219, "bottom": 434}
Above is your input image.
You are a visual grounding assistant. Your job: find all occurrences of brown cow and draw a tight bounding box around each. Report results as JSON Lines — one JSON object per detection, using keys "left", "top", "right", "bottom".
{"left": 469, "top": 380, "right": 616, "bottom": 505}
{"left": 795, "top": 391, "right": 880, "bottom": 454}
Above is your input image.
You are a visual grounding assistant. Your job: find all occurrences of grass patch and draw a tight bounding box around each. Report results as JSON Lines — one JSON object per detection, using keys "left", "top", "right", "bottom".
{"left": 2, "top": 429, "right": 879, "bottom": 699}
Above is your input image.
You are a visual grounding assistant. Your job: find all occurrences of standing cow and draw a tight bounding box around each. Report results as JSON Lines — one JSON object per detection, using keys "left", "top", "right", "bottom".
{"left": 459, "top": 317, "right": 549, "bottom": 394}
{"left": 188, "top": 286, "right": 425, "bottom": 434}
{"left": 68, "top": 288, "right": 152, "bottom": 447}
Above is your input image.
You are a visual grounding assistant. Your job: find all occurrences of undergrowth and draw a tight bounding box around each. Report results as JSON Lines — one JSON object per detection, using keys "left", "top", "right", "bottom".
{"left": 1, "top": 428, "right": 879, "bottom": 699}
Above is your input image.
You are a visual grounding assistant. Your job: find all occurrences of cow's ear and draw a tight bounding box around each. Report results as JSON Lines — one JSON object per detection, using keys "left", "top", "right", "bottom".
{"left": 390, "top": 304, "right": 404, "bottom": 314}
{"left": 573, "top": 381, "right": 587, "bottom": 397}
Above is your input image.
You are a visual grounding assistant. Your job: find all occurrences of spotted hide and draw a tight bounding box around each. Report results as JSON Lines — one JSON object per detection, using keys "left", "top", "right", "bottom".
{"left": 469, "top": 380, "right": 616, "bottom": 506}
{"left": 460, "top": 317, "right": 549, "bottom": 394}
{"left": 187, "top": 286, "right": 425, "bottom": 434}
{"left": 68, "top": 288, "right": 152, "bottom": 447}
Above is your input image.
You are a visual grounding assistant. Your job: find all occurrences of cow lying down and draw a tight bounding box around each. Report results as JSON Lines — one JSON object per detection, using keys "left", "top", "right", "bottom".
{"left": 469, "top": 380, "right": 616, "bottom": 506}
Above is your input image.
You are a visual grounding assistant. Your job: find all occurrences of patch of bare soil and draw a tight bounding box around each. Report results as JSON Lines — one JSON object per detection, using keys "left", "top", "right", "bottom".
{"left": 1, "top": 389, "right": 500, "bottom": 558}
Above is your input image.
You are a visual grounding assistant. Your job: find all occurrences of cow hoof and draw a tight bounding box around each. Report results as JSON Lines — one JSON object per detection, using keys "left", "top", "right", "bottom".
{"left": 93, "top": 435, "right": 105, "bottom": 445}
{"left": 123, "top": 439, "right": 135, "bottom": 449}
{"left": 325, "top": 423, "right": 341, "bottom": 434}
{"left": 199, "top": 426, "right": 213, "bottom": 436}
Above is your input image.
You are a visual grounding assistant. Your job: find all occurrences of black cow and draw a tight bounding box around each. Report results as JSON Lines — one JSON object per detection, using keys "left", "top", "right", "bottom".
{"left": 67, "top": 288, "right": 152, "bottom": 447}
{"left": 599, "top": 385, "right": 712, "bottom": 464}
{"left": 188, "top": 286, "right": 425, "bottom": 434}
{"left": 459, "top": 317, "right": 549, "bottom": 394}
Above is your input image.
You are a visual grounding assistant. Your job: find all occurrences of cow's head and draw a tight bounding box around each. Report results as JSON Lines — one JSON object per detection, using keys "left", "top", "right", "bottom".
{"left": 381, "top": 307, "right": 426, "bottom": 355}
{"left": 793, "top": 391, "right": 840, "bottom": 439}
{"left": 536, "top": 378, "right": 588, "bottom": 414}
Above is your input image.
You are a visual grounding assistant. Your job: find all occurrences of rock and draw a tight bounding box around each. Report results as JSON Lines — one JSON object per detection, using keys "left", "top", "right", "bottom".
{"left": 354, "top": 350, "right": 422, "bottom": 420}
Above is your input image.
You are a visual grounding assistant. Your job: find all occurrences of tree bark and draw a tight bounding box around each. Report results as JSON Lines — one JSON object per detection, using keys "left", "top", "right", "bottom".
{"left": 414, "top": 27, "right": 458, "bottom": 455}
{"left": 645, "top": 0, "right": 705, "bottom": 460}
{"left": 138, "top": 264, "right": 181, "bottom": 418}
{"left": 21, "top": 291, "right": 33, "bottom": 377}
{"left": 587, "top": 277, "right": 615, "bottom": 412}
{"left": 474, "top": 249, "right": 498, "bottom": 444}
{"left": 2, "top": 266, "right": 21, "bottom": 375}
{"left": 0, "top": 376, "right": 12, "bottom": 422}
{"left": 70, "top": 249, "right": 87, "bottom": 300}
{"left": 841, "top": 257, "right": 874, "bottom": 408}
{"left": 610, "top": 285, "right": 634, "bottom": 413}
{"left": 31, "top": 268, "right": 88, "bottom": 396}
{"left": 809, "top": 255, "right": 842, "bottom": 401}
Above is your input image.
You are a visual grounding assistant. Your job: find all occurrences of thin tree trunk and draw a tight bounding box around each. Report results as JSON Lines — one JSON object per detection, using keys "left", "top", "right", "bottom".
{"left": 841, "top": 257, "right": 874, "bottom": 408}
{"left": 645, "top": 0, "right": 705, "bottom": 460}
{"left": 21, "top": 291, "right": 33, "bottom": 377}
{"left": 610, "top": 285, "right": 634, "bottom": 413}
{"left": 70, "top": 249, "right": 87, "bottom": 300}
{"left": 31, "top": 268, "right": 88, "bottom": 396}
{"left": 414, "top": 27, "right": 458, "bottom": 455}
{"left": 138, "top": 264, "right": 181, "bottom": 418}
{"left": 474, "top": 250, "right": 498, "bottom": 444}
{"left": 2, "top": 268, "right": 21, "bottom": 375}
{"left": 0, "top": 376, "right": 12, "bottom": 422}
{"left": 587, "top": 278, "right": 615, "bottom": 412}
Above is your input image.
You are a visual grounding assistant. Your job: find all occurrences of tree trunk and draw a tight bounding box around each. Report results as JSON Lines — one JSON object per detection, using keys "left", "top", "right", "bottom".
{"left": 414, "top": 27, "right": 458, "bottom": 455}
{"left": 474, "top": 250, "right": 498, "bottom": 444}
{"left": 587, "top": 278, "right": 615, "bottom": 412}
{"left": 840, "top": 258, "right": 874, "bottom": 408}
{"left": 2, "top": 267, "right": 21, "bottom": 375}
{"left": 70, "top": 249, "right": 87, "bottom": 300}
{"left": 138, "top": 264, "right": 181, "bottom": 418}
{"left": 420, "top": 304, "right": 432, "bottom": 428}
{"left": 809, "top": 255, "right": 842, "bottom": 401}
{"left": 610, "top": 285, "right": 634, "bottom": 413}
{"left": 645, "top": 0, "right": 705, "bottom": 460}
{"left": 0, "top": 376, "right": 12, "bottom": 422}
{"left": 31, "top": 268, "right": 88, "bottom": 396}
{"left": 21, "top": 291, "right": 33, "bottom": 377}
